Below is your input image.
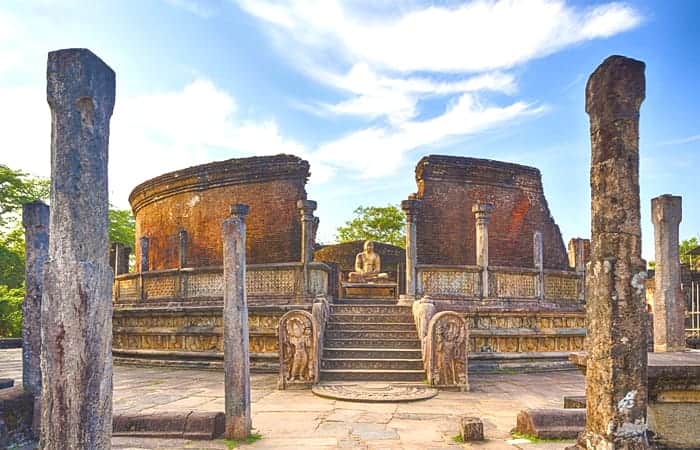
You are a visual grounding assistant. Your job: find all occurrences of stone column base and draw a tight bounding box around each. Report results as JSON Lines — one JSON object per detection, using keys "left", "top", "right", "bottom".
{"left": 397, "top": 295, "right": 416, "bottom": 306}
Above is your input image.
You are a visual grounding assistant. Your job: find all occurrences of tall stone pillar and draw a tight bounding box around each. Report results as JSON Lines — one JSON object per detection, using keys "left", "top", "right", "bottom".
{"left": 581, "top": 55, "right": 649, "bottom": 449}
{"left": 297, "top": 199, "right": 317, "bottom": 297}
{"left": 178, "top": 229, "right": 188, "bottom": 268}
{"left": 22, "top": 200, "right": 49, "bottom": 397}
{"left": 222, "top": 204, "right": 252, "bottom": 440}
{"left": 567, "top": 238, "right": 590, "bottom": 273}
{"left": 533, "top": 231, "right": 544, "bottom": 301}
{"left": 400, "top": 196, "right": 421, "bottom": 305}
{"left": 472, "top": 202, "right": 493, "bottom": 298}
{"left": 139, "top": 236, "right": 149, "bottom": 272}
{"left": 110, "top": 243, "right": 130, "bottom": 276}
{"left": 42, "top": 48, "right": 115, "bottom": 449}
{"left": 651, "top": 194, "right": 684, "bottom": 352}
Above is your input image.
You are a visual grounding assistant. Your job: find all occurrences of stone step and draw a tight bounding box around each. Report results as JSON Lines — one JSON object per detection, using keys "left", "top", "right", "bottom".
{"left": 326, "top": 322, "right": 416, "bottom": 332}
{"left": 327, "top": 330, "right": 419, "bottom": 340}
{"left": 321, "top": 358, "right": 424, "bottom": 371}
{"left": 320, "top": 369, "right": 425, "bottom": 382}
{"left": 330, "top": 305, "right": 411, "bottom": 315}
{"left": 326, "top": 338, "right": 421, "bottom": 349}
{"left": 323, "top": 347, "right": 423, "bottom": 360}
{"left": 329, "top": 313, "right": 413, "bottom": 324}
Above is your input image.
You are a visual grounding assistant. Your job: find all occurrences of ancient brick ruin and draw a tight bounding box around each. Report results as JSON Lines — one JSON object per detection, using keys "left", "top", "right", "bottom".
{"left": 413, "top": 155, "right": 569, "bottom": 269}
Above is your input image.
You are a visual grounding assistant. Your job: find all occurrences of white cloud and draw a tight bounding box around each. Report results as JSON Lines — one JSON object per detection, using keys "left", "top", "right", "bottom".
{"left": 315, "top": 94, "right": 545, "bottom": 178}
{"left": 162, "top": 0, "right": 217, "bottom": 19}
{"left": 237, "top": 0, "right": 642, "bottom": 73}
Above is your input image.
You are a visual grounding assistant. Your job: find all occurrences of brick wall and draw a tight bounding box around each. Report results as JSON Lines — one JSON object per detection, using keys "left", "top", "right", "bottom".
{"left": 413, "top": 155, "right": 569, "bottom": 270}
{"left": 130, "top": 155, "right": 309, "bottom": 271}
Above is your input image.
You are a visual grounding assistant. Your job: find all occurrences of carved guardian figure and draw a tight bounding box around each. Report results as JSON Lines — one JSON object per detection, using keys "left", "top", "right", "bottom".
{"left": 278, "top": 310, "right": 317, "bottom": 389}
{"left": 427, "top": 311, "right": 469, "bottom": 390}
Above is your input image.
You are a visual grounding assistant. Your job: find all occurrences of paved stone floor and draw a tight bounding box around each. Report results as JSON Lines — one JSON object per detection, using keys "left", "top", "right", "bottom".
{"left": 1, "top": 349, "right": 583, "bottom": 449}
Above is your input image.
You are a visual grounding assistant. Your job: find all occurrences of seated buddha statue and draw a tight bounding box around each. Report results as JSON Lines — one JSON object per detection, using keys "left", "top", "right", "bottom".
{"left": 347, "top": 240, "right": 389, "bottom": 283}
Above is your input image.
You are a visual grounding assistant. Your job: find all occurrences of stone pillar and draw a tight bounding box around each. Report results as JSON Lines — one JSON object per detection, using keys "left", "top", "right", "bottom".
{"left": 472, "top": 202, "right": 493, "bottom": 298}
{"left": 533, "top": 231, "right": 544, "bottom": 301}
{"left": 21, "top": 200, "right": 49, "bottom": 398}
{"left": 581, "top": 55, "right": 649, "bottom": 448}
{"left": 110, "top": 243, "right": 130, "bottom": 276}
{"left": 139, "top": 236, "right": 149, "bottom": 272}
{"left": 568, "top": 238, "right": 590, "bottom": 273}
{"left": 400, "top": 196, "right": 421, "bottom": 305}
{"left": 178, "top": 229, "right": 188, "bottom": 268}
{"left": 297, "top": 200, "right": 317, "bottom": 297}
{"left": 222, "top": 204, "right": 252, "bottom": 440}
{"left": 651, "top": 195, "right": 684, "bottom": 352}
{"left": 42, "top": 48, "right": 115, "bottom": 449}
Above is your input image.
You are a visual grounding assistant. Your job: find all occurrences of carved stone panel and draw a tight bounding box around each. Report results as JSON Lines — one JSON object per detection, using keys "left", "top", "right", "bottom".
{"left": 278, "top": 310, "right": 316, "bottom": 389}
{"left": 427, "top": 311, "right": 469, "bottom": 390}
{"left": 419, "top": 270, "right": 479, "bottom": 297}
{"left": 249, "top": 269, "right": 298, "bottom": 296}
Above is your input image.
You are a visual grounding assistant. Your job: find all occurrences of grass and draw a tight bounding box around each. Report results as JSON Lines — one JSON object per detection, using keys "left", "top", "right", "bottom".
{"left": 510, "top": 431, "right": 572, "bottom": 443}
{"left": 452, "top": 434, "right": 465, "bottom": 444}
{"left": 221, "top": 432, "right": 263, "bottom": 449}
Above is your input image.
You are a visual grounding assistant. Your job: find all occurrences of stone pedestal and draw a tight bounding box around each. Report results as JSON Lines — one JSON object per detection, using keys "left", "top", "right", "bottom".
{"left": 222, "top": 204, "right": 252, "bottom": 440}
{"left": 581, "top": 55, "right": 649, "bottom": 448}
{"left": 472, "top": 202, "right": 493, "bottom": 297}
{"left": 42, "top": 48, "right": 115, "bottom": 449}
{"left": 400, "top": 197, "right": 421, "bottom": 305}
{"left": 651, "top": 195, "right": 685, "bottom": 352}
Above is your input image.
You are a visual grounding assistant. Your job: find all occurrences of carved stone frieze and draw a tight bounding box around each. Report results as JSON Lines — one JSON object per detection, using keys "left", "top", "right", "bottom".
{"left": 419, "top": 270, "right": 479, "bottom": 297}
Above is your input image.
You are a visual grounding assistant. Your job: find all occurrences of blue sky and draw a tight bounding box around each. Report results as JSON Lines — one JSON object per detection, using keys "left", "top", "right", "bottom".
{"left": 1, "top": 0, "right": 698, "bottom": 260}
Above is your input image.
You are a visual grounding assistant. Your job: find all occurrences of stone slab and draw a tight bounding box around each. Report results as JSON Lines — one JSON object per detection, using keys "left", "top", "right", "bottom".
{"left": 459, "top": 416, "right": 484, "bottom": 441}
{"left": 112, "top": 411, "right": 225, "bottom": 439}
{"left": 312, "top": 383, "right": 437, "bottom": 402}
{"left": 514, "top": 408, "right": 585, "bottom": 439}
{"left": 563, "top": 395, "right": 586, "bottom": 409}
{"left": 0, "top": 386, "right": 35, "bottom": 449}
{"left": 0, "top": 379, "right": 14, "bottom": 389}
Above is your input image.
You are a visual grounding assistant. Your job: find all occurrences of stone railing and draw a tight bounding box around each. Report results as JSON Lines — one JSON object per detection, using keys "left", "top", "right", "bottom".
{"left": 113, "top": 262, "right": 332, "bottom": 305}
{"left": 416, "top": 265, "right": 582, "bottom": 303}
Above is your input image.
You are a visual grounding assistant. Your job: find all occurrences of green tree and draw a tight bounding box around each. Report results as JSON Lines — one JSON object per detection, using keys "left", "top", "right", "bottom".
{"left": 109, "top": 207, "right": 135, "bottom": 248}
{"left": 336, "top": 204, "right": 405, "bottom": 248}
{"left": 0, "top": 285, "right": 23, "bottom": 337}
{"left": 0, "top": 164, "right": 50, "bottom": 228}
{"left": 681, "top": 236, "right": 699, "bottom": 267}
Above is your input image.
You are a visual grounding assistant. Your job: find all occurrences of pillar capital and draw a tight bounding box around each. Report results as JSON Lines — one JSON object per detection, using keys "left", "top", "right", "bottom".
{"left": 401, "top": 197, "right": 422, "bottom": 222}
{"left": 651, "top": 194, "right": 681, "bottom": 226}
{"left": 472, "top": 201, "right": 494, "bottom": 223}
{"left": 22, "top": 200, "right": 49, "bottom": 228}
{"left": 297, "top": 199, "right": 317, "bottom": 220}
{"left": 585, "top": 55, "right": 645, "bottom": 122}
{"left": 230, "top": 203, "right": 250, "bottom": 219}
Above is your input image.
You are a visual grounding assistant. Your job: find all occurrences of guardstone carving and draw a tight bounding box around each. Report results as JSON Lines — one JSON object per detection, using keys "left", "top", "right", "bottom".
{"left": 278, "top": 310, "right": 317, "bottom": 389}
{"left": 426, "top": 311, "right": 469, "bottom": 390}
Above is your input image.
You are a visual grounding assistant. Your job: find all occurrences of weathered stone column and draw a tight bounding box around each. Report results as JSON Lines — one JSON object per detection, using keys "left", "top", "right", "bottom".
{"left": 651, "top": 194, "right": 684, "bottom": 352}
{"left": 139, "top": 236, "right": 149, "bottom": 272}
{"left": 178, "top": 229, "right": 188, "bottom": 268}
{"left": 42, "top": 48, "right": 115, "bottom": 449}
{"left": 22, "top": 200, "right": 49, "bottom": 398}
{"left": 533, "top": 231, "right": 544, "bottom": 301}
{"left": 110, "top": 242, "right": 130, "bottom": 276}
{"left": 472, "top": 202, "right": 493, "bottom": 298}
{"left": 297, "top": 199, "right": 317, "bottom": 297}
{"left": 222, "top": 204, "right": 252, "bottom": 440}
{"left": 581, "top": 55, "right": 649, "bottom": 448}
{"left": 568, "top": 238, "right": 590, "bottom": 273}
{"left": 399, "top": 196, "right": 421, "bottom": 305}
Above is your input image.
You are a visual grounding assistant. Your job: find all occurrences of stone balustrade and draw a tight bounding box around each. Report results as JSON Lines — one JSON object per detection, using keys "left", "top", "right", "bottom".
{"left": 415, "top": 265, "right": 583, "bottom": 303}
{"left": 113, "top": 262, "right": 332, "bottom": 305}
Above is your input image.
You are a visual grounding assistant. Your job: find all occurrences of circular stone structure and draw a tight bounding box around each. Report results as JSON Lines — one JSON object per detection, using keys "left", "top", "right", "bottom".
{"left": 312, "top": 383, "right": 438, "bottom": 402}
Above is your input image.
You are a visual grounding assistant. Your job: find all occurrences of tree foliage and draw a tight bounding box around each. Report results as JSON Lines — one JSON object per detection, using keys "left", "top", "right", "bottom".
{"left": 109, "top": 207, "right": 136, "bottom": 248}
{"left": 336, "top": 205, "right": 405, "bottom": 248}
{"left": 0, "top": 285, "right": 23, "bottom": 337}
{"left": 681, "top": 236, "right": 699, "bottom": 267}
{"left": 0, "top": 164, "right": 50, "bottom": 228}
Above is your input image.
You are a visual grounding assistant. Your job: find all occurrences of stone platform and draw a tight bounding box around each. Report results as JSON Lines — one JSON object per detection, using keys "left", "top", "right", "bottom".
{"left": 1, "top": 348, "right": 584, "bottom": 448}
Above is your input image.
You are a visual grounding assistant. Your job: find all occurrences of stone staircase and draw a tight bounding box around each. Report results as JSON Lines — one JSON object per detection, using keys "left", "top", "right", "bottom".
{"left": 320, "top": 299, "right": 425, "bottom": 382}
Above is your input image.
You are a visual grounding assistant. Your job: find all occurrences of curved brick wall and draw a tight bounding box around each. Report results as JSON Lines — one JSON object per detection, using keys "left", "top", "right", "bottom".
{"left": 314, "top": 240, "right": 405, "bottom": 272}
{"left": 129, "top": 154, "right": 309, "bottom": 271}
{"left": 414, "top": 155, "right": 569, "bottom": 270}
